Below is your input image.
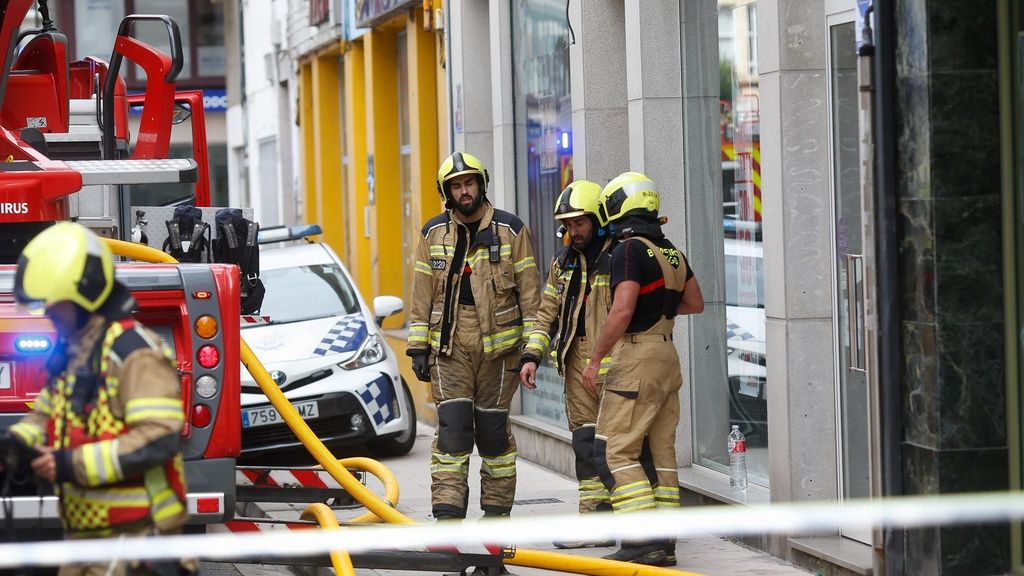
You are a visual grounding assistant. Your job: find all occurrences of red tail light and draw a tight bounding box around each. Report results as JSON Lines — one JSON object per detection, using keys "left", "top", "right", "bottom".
{"left": 191, "top": 403, "right": 212, "bottom": 428}
{"left": 197, "top": 345, "right": 220, "bottom": 368}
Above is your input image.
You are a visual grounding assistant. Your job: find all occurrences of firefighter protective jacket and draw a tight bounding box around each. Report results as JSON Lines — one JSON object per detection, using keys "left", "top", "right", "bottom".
{"left": 9, "top": 314, "right": 188, "bottom": 537}
{"left": 409, "top": 203, "right": 541, "bottom": 360}
{"left": 523, "top": 237, "right": 615, "bottom": 377}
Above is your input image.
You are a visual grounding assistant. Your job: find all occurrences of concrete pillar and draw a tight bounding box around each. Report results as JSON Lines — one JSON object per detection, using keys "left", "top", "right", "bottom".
{"left": 488, "top": 0, "right": 515, "bottom": 210}
{"left": 756, "top": 0, "right": 837, "bottom": 506}
{"left": 448, "top": 0, "right": 493, "bottom": 176}
{"left": 568, "top": 0, "right": 628, "bottom": 184}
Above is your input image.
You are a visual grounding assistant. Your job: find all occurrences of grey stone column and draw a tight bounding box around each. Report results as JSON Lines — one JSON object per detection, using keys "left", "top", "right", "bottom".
{"left": 893, "top": 0, "right": 1008, "bottom": 572}
{"left": 568, "top": 0, "right": 628, "bottom": 184}
{"left": 449, "top": 0, "right": 494, "bottom": 184}
{"left": 488, "top": 0, "right": 515, "bottom": 211}
{"left": 757, "top": 0, "right": 837, "bottom": 509}
{"left": 679, "top": 0, "right": 728, "bottom": 473}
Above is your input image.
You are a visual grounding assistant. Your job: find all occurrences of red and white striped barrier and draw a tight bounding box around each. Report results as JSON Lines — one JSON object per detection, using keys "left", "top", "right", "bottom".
{"left": 240, "top": 315, "right": 271, "bottom": 325}
{"left": 235, "top": 467, "right": 344, "bottom": 490}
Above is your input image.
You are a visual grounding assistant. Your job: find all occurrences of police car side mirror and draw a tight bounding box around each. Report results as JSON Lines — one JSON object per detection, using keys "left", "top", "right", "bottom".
{"left": 373, "top": 295, "right": 404, "bottom": 327}
{"left": 171, "top": 103, "right": 192, "bottom": 125}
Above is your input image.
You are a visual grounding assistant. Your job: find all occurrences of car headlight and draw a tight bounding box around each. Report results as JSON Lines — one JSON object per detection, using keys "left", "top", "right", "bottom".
{"left": 340, "top": 334, "right": 387, "bottom": 370}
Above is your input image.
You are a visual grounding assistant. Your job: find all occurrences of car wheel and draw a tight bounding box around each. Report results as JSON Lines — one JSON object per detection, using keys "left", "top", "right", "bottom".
{"left": 368, "top": 379, "right": 417, "bottom": 457}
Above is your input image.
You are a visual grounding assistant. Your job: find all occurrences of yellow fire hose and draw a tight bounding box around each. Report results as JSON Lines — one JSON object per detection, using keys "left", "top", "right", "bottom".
{"left": 300, "top": 503, "right": 356, "bottom": 576}
{"left": 105, "top": 238, "right": 699, "bottom": 576}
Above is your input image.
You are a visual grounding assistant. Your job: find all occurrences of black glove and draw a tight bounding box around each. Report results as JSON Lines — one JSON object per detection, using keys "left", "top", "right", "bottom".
{"left": 412, "top": 354, "right": 431, "bottom": 383}
{"left": 0, "top": 431, "right": 37, "bottom": 479}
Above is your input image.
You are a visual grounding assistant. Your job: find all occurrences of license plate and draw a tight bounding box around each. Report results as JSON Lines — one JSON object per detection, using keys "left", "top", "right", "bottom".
{"left": 242, "top": 400, "right": 319, "bottom": 428}
{"left": 0, "top": 362, "right": 10, "bottom": 390}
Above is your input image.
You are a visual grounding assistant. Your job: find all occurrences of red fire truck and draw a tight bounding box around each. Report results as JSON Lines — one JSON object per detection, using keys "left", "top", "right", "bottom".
{"left": 0, "top": 0, "right": 240, "bottom": 528}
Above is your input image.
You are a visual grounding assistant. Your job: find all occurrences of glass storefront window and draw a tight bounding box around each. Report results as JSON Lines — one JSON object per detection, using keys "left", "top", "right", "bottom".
{"left": 133, "top": 0, "right": 191, "bottom": 83}
{"left": 73, "top": 0, "right": 124, "bottom": 61}
{"left": 512, "top": 0, "right": 573, "bottom": 427}
{"left": 196, "top": 0, "right": 225, "bottom": 77}
{"left": 691, "top": 0, "right": 769, "bottom": 486}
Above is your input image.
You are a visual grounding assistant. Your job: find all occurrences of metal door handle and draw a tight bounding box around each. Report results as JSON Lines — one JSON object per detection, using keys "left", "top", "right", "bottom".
{"left": 846, "top": 254, "right": 866, "bottom": 373}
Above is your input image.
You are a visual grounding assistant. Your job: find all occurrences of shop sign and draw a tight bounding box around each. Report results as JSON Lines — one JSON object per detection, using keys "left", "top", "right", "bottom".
{"left": 355, "top": 0, "right": 417, "bottom": 29}
{"left": 128, "top": 89, "right": 228, "bottom": 115}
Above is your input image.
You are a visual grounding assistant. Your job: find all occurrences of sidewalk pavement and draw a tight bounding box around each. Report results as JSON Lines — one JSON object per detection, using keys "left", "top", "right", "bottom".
{"left": 248, "top": 424, "right": 810, "bottom": 576}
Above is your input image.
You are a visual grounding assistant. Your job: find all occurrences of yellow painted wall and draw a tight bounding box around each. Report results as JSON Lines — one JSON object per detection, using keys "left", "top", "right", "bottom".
{"left": 364, "top": 29, "right": 403, "bottom": 324}
{"left": 311, "top": 51, "right": 344, "bottom": 255}
{"left": 299, "top": 62, "right": 316, "bottom": 225}
{"left": 409, "top": 11, "right": 442, "bottom": 244}
{"left": 344, "top": 41, "right": 371, "bottom": 299}
{"left": 298, "top": 13, "right": 448, "bottom": 416}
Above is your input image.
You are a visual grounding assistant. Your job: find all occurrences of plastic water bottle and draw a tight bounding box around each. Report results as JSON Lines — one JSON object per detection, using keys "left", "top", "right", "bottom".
{"left": 728, "top": 425, "right": 748, "bottom": 490}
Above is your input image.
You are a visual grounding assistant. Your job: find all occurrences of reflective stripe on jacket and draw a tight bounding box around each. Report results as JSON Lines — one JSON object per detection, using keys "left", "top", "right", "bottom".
{"left": 524, "top": 237, "right": 615, "bottom": 376}
{"left": 11, "top": 317, "right": 188, "bottom": 537}
{"left": 409, "top": 203, "right": 541, "bottom": 360}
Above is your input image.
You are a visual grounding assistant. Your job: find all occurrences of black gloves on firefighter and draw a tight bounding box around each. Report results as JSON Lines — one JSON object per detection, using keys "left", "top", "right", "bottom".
{"left": 412, "top": 354, "right": 431, "bottom": 383}
{"left": 0, "top": 431, "right": 37, "bottom": 479}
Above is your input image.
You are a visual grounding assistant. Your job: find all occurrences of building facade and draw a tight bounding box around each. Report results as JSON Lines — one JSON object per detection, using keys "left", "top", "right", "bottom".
{"left": 446, "top": 0, "right": 1022, "bottom": 574}
{"left": 269, "top": 0, "right": 1024, "bottom": 573}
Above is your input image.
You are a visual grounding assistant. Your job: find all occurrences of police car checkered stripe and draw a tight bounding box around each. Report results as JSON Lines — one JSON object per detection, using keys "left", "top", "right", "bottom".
{"left": 358, "top": 375, "right": 397, "bottom": 426}
{"left": 313, "top": 314, "right": 368, "bottom": 356}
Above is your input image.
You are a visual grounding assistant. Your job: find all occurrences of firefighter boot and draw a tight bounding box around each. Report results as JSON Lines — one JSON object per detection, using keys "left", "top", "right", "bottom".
{"left": 661, "top": 539, "right": 678, "bottom": 566}
{"left": 601, "top": 542, "right": 668, "bottom": 565}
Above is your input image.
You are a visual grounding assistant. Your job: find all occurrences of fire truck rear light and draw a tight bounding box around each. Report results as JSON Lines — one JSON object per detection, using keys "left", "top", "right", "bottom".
{"left": 197, "top": 345, "right": 220, "bottom": 368}
{"left": 15, "top": 336, "right": 51, "bottom": 353}
{"left": 195, "top": 375, "right": 217, "bottom": 398}
{"left": 195, "top": 497, "right": 221, "bottom": 514}
{"left": 191, "top": 403, "right": 212, "bottom": 428}
{"left": 195, "top": 315, "right": 218, "bottom": 339}
{"left": 192, "top": 290, "right": 212, "bottom": 300}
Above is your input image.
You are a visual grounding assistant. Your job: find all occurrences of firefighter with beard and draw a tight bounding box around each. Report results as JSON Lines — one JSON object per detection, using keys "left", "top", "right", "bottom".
{"left": 518, "top": 180, "right": 616, "bottom": 548}
{"left": 408, "top": 151, "right": 541, "bottom": 520}
{"left": 582, "top": 172, "right": 704, "bottom": 566}
{"left": 4, "top": 222, "right": 191, "bottom": 576}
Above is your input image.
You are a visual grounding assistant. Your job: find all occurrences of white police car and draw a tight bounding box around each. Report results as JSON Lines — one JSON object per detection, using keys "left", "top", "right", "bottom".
{"left": 239, "top": 225, "right": 416, "bottom": 458}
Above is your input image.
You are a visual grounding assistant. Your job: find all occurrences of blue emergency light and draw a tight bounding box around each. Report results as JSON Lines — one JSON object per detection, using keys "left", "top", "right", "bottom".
{"left": 257, "top": 224, "right": 323, "bottom": 245}
{"left": 15, "top": 335, "right": 51, "bottom": 353}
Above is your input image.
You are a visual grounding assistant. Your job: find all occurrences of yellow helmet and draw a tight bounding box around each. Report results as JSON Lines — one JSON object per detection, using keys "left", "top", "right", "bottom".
{"left": 598, "top": 171, "right": 660, "bottom": 226}
{"left": 436, "top": 151, "right": 489, "bottom": 204}
{"left": 553, "top": 180, "right": 602, "bottom": 221}
{"left": 14, "top": 222, "right": 114, "bottom": 313}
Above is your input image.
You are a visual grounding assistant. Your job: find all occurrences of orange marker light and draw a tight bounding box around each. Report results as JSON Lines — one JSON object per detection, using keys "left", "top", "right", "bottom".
{"left": 195, "top": 315, "right": 218, "bottom": 339}
{"left": 192, "top": 290, "right": 212, "bottom": 299}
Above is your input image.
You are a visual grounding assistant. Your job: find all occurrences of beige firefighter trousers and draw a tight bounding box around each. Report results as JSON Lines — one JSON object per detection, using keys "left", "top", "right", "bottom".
{"left": 595, "top": 319, "right": 683, "bottom": 515}
{"left": 58, "top": 525, "right": 197, "bottom": 576}
{"left": 562, "top": 336, "right": 611, "bottom": 513}
{"left": 430, "top": 304, "right": 519, "bottom": 517}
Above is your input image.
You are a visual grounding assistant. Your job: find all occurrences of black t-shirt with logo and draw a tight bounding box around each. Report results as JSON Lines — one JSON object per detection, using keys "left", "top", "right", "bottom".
{"left": 610, "top": 237, "right": 694, "bottom": 333}
{"left": 458, "top": 220, "right": 482, "bottom": 305}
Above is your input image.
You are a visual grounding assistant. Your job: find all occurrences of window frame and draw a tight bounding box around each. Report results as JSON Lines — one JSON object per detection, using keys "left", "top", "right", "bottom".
{"left": 61, "top": 0, "right": 225, "bottom": 89}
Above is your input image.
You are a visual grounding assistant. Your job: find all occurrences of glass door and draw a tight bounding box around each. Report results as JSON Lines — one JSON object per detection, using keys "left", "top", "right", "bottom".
{"left": 827, "top": 6, "right": 871, "bottom": 544}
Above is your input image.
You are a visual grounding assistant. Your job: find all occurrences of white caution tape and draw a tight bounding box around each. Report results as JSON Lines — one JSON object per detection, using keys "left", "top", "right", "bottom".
{"left": 3, "top": 491, "right": 1024, "bottom": 567}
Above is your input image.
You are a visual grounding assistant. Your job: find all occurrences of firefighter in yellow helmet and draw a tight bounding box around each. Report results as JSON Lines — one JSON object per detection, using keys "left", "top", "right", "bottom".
{"left": 4, "top": 222, "right": 191, "bottom": 576}
{"left": 408, "top": 152, "right": 541, "bottom": 520}
{"left": 518, "top": 180, "right": 616, "bottom": 547}
{"left": 582, "top": 172, "right": 704, "bottom": 566}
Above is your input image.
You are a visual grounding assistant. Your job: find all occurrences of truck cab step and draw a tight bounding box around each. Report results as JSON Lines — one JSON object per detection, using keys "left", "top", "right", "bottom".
{"left": 64, "top": 158, "right": 197, "bottom": 185}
